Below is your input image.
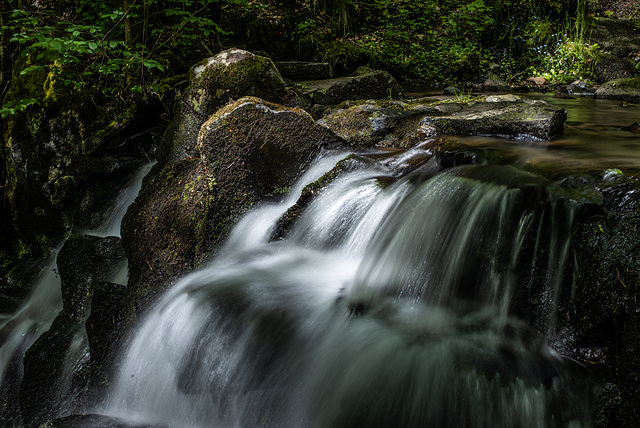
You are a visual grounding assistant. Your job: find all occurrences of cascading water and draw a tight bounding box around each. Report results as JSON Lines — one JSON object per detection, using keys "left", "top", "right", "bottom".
{"left": 0, "top": 161, "right": 155, "bottom": 414}
{"left": 98, "top": 147, "right": 595, "bottom": 427}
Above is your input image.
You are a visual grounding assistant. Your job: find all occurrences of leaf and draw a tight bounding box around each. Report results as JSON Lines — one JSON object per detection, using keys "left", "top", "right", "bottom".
{"left": 88, "top": 42, "right": 98, "bottom": 51}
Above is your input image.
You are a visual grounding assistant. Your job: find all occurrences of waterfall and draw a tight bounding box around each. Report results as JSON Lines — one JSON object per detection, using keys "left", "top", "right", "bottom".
{"left": 0, "top": 161, "right": 155, "bottom": 401}
{"left": 98, "top": 149, "right": 595, "bottom": 428}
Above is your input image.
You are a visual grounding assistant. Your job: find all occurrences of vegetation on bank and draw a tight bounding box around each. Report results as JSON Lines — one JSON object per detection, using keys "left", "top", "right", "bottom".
{"left": 0, "top": 0, "right": 638, "bottom": 118}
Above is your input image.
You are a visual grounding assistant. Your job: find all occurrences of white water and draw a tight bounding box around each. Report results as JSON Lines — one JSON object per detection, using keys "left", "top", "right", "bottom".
{"left": 98, "top": 150, "right": 594, "bottom": 427}
{"left": 0, "top": 161, "right": 155, "bottom": 389}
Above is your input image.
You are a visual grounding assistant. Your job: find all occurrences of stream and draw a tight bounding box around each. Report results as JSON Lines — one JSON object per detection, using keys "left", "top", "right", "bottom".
{"left": 2, "top": 94, "right": 639, "bottom": 427}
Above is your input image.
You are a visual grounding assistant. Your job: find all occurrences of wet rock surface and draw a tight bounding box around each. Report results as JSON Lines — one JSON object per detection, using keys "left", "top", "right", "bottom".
{"left": 122, "top": 97, "right": 344, "bottom": 308}
{"left": 20, "top": 314, "right": 89, "bottom": 428}
{"left": 159, "top": 48, "right": 285, "bottom": 164}
{"left": 57, "top": 235, "right": 127, "bottom": 322}
{"left": 317, "top": 95, "right": 567, "bottom": 146}
{"left": 595, "top": 77, "right": 640, "bottom": 102}
{"left": 299, "top": 67, "right": 403, "bottom": 106}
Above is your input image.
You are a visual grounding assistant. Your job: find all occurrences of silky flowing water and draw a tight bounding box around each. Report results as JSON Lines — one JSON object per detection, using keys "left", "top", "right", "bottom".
{"left": 0, "top": 161, "right": 154, "bottom": 394}
{"left": 92, "top": 94, "right": 640, "bottom": 428}
{"left": 3, "top": 95, "right": 638, "bottom": 426}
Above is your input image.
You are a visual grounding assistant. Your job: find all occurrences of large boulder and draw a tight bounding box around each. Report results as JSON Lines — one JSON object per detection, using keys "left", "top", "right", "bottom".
{"left": 159, "top": 49, "right": 286, "bottom": 164}
{"left": 595, "top": 78, "right": 640, "bottom": 102}
{"left": 318, "top": 102, "right": 418, "bottom": 147}
{"left": 566, "top": 179, "right": 640, "bottom": 427}
{"left": 299, "top": 67, "right": 403, "bottom": 106}
{"left": 122, "top": 97, "right": 344, "bottom": 309}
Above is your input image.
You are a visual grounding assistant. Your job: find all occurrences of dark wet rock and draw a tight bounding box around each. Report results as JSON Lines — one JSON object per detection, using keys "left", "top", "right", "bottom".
{"left": 299, "top": 67, "right": 403, "bottom": 106}
{"left": 433, "top": 137, "right": 479, "bottom": 169}
{"left": 20, "top": 313, "right": 89, "bottom": 428}
{"left": 123, "top": 97, "right": 344, "bottom": 308}
{"left": 482, "top": 73, "right": 511, "bottom": 92}
{"left": 275, "top": 61, "right": 332, "bottom": 81}
{"left": 48, "top": 413, "right": 162, "bottom": 427}
{"left": 566, "top": 180, "right": 640, "bottom": 427}
{"left": 86, "top": 281, "right": 131, "bottom": 388}
{"left": 591, "top": 53, "right": 636, "bottom": 84}
{"left": 622, "top": 122, "right": 640, "bottom": 133}
{"left": 595, "top": 77, "right": 640, "bottom": 102}
{"left": 57, "top": 235, "right": 127, "bottom": 321}
{"left": 420, "top": 98, "right": 566, "bottom": 141}
{"left": 443, "top": 86, "right": 464, "bottom": 96}
{"left": 159, "top": 49, "right": 285, "bottom": 164}
{"left": 590, "top": 18, "right": 640, "bottom": 58}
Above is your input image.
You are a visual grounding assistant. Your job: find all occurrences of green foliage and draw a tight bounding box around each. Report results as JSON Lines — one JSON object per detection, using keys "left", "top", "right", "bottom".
{"left": 1, "top": 0, "right": 247, "bottom": 117}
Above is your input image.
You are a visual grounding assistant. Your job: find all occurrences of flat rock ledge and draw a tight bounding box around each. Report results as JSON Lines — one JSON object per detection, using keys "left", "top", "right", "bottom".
{"left": 318, "top": 95, "right": 567, "bottom": 147}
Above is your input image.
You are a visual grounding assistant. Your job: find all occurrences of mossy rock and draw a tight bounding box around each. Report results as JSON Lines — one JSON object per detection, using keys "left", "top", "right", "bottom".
{"left": 123, "top": 97, "right": 345, "bottom": 310}
{"left": 121, "top": 159, "right": 211, "bottom": 310}
{"left": 595, "top": 77, "right": 640, "bottom": 102}
{"left": 318, "top": 104, "right": 418, "bottom": 148}
{"left": 568, "top": 180, "right": 640, "bottom": 427}
{"left": 159, "top": 49, "right": 286, "bottom": 164}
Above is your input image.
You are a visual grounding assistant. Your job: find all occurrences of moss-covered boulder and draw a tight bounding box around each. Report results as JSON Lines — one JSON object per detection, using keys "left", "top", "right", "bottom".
{"left": 595, "top": 78, "right": 640, "bottom": 102}
{"left": 122, "top": 97, "right": 344, "bottom": 309}
{"left": 318, "top": 103, "right": 419, "bottom": 147}
{"left": 159, "top": 49, "right": 286, "bottom": 164}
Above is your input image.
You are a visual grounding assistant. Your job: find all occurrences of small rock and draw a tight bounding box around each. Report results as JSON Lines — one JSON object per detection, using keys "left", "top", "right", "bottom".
{"left": 443, "top": 86, "right": 464, "bottom": 96}
{"left": 526, "top": 77, "right": 547, "bottom": 86}
{"left": 621, "top": 122, "right": 640, "bottom": 133}
{"left": 482, "top": 73, "right": 511, "bottom": 92}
